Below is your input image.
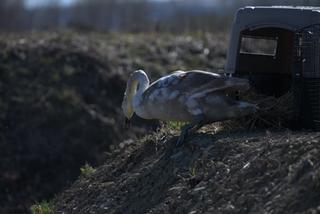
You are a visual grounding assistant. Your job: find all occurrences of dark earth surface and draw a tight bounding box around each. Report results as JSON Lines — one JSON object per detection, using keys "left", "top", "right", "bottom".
{"left": 53, "top": 129, "right": 320, "bottom": 214}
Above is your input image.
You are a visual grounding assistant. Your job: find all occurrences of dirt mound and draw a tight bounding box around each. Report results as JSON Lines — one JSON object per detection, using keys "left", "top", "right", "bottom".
{"left": 0, "top": 33, "right": 156, "bottom": 212}
{"left": 0, "top": 39, "right": 124, "bottom": 212}
{"left": 53, "top": 130, "right": 320, "bottom": 213}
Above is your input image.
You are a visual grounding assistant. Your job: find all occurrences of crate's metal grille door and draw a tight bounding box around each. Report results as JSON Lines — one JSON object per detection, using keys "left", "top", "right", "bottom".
{"left": 294, "top": 24, "right": 320, "bottom": 130}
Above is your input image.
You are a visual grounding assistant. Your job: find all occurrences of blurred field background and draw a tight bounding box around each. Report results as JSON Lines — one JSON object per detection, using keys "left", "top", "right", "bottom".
{"left": 1, "top": 0, "right": 320, "bottom": 213}
{"left": 1, "top": 0, "right": 320, "bottom": 33}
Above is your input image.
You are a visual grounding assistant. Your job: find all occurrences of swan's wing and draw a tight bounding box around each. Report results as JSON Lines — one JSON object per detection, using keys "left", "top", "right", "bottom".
{"left": 143, "top": 70, "right": 249, "bottom": 99}
{"left": 173, "top": 70, "right": 249, "bottom": 94}
{"left": 181, "top": 70, "right": 250, "bottom": 96}
{"left": 142, "top": 71, "right": 186, "bottom": 101}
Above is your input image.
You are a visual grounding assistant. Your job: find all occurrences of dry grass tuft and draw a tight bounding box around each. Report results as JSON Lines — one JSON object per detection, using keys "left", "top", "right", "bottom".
{"left": 232, "top": 90, "right": 294, "bottom": 130}
{"left": 202, "top": 90, "right": 295, "bottom": 133}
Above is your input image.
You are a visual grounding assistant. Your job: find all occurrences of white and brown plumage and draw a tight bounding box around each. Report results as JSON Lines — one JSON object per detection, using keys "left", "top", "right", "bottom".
{"left": 122, "top": 70, "right": 256, "bottom": 145}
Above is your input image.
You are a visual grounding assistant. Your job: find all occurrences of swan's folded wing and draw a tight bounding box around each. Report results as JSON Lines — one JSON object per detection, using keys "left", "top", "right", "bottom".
{"left": 172, "top": 70, "right": 250, "bottom": 95}
{"left": 143, "top": 70, "right": 249, "bottom": 101}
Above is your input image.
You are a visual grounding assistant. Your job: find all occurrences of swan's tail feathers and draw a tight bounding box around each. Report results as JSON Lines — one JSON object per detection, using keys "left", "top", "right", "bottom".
{"left": 226, "top": 77, "right": 250, "bottom": 92}
{"left": 237, "top": 101, "right": 258, "bottom": 116}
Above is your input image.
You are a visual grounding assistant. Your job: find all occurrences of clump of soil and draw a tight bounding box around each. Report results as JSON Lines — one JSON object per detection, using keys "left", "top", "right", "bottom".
{"left": 53, "top": 130, "right": 320, "bottom": 213}
{"left": 0, "top": 31, "right": 228, "bottom": 212}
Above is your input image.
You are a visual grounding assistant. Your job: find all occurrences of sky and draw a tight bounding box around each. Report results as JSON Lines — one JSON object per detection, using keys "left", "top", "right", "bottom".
{"left": 25, "top": 0, "right": 76, "bottom": 8}
{"left": 24, "top": 0, "right": 171, "bottom": 8}
{"left": 24, "top": 0, "right": 219, "bottom": 8}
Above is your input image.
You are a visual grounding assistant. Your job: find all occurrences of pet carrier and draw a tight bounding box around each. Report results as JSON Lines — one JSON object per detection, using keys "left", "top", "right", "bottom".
{"left": 225, "top": 6, "right": 320, "bottom": 129}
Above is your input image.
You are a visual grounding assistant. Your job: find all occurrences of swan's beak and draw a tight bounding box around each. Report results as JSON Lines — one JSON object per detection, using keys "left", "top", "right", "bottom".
{"left": 124, "top": 118, "right": 131, "bottom": 129}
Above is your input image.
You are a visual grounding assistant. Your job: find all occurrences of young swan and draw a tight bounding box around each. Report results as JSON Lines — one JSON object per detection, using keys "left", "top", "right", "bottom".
{"left": 122, "top": 70, "right": 256, "bottom": 146}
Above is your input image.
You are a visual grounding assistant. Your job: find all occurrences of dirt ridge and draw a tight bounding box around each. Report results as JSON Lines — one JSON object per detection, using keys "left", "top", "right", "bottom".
{"left": 53, "top": 130, "right": 320, "bottom": 214}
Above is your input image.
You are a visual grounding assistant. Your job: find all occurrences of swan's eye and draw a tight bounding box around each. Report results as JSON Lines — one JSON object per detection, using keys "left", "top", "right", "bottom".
{"left": 136, "top": 83, "right": 140, "bottom": 91}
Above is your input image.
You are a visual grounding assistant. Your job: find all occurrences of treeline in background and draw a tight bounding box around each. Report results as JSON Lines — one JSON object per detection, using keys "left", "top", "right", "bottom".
{"left": 1, "top": 0, "right": 320, "bottom": 33}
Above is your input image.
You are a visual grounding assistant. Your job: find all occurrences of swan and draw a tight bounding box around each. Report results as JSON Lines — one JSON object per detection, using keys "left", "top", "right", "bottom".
{"left": 122, "top": 70, "right": 256, "bottom": 146}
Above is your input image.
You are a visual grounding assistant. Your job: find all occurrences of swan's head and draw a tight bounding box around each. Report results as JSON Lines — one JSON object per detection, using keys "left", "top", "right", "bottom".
{"left": 122, "top": 84, "right": 135, "bottom": 122}
{"left": 122, "top": 95, "right": 134, "bottom": 119}
{"left": 122, "top": 70, "right": 148, "bottom": 125}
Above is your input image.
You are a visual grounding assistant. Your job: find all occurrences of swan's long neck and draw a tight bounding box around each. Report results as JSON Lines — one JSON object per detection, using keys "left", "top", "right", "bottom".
{"left": 132, "top": 71, "right": 150, "bottom": 109}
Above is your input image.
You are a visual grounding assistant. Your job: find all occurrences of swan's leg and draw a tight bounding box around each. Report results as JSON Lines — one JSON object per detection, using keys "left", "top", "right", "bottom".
{"left": 176, "top": 123, "right": 195, "bottom": 146}
{"left": 176, "top": 115, "right": 205, "bottom": 146}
